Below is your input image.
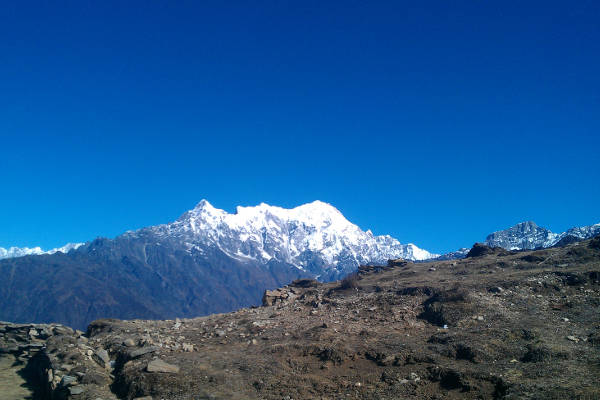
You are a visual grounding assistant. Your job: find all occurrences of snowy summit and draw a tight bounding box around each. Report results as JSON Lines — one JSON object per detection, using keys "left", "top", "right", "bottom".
{"left": 129, "top": 199, "right": 437, "bottom": 280}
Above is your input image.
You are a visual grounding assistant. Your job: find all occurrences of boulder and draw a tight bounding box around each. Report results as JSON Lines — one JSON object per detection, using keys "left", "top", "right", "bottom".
{"left": 93, "top": 349, "right": 110, "bottom": 368}
{"left": 262, "top": 288, "right": 296, "bottom": 306}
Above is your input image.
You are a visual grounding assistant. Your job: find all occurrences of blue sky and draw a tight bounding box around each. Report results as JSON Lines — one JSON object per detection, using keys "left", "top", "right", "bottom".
{"left": 1, "top": 1, "right": 598, "bottom": 254}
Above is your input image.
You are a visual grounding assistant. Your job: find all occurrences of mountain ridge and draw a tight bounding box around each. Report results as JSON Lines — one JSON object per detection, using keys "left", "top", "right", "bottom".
{"left": 0, "top": 242, "right": 84, "bottom": 260}
{"left": 0, "top": 200, "right": 434, "bottom": 329}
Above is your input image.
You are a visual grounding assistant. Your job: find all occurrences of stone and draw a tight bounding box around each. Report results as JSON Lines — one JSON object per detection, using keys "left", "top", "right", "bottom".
{"left": 69, "top": 386, "right": 84, "bottom": 395}
{"left": 567, "top": 335, "right": 579, "bottom": 342}
{"left": 60, "top": 375, "right": 77, "bottom": 387}
{"left": 182, "top": 343, "right": 194, "bottom": 352}
{"left": 409, "top": 372, "right": 420, "bottom": 381}
{"left": 129, "top": 346, "right": 159, "bottom": 359}
{"left": 147, "top": 359, "right": 180, "bottom": 373}
{"left": 262, "top": 289, "right": 289, "bottom": 306}
{"left": 216, "top": 330, "right": 226, "bottom": 337}
{"left": 123, "top": 338, "right": 136, "bottom": 347}
{"left": 93, "top": 349, "right": 110, "bottom": 368}
{"left": 53, "top": 326, "right": 74, "bottom": 336}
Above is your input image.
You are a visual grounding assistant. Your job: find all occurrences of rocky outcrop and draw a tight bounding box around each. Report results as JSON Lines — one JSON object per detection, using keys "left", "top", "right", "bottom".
{"left": 0, "top": 322, "right": 117, "bottom": 399}
{"left": 466, "top": 243, "right": 510, "bottom": 258}
{"left": 262, "top": 287, "right": 299, "bottom": 306}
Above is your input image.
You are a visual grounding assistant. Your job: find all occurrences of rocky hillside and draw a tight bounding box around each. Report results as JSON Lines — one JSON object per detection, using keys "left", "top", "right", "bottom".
{"left": 3, "top": 237, "right": 599, "bottom": 399}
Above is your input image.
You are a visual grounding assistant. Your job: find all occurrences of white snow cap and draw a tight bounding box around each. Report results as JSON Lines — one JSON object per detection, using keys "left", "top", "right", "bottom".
{"left": 145, "top": 199, "right": 438, "bottom": 276}
{"left": 0, "top": 242, "right": 84, "bottom": 260}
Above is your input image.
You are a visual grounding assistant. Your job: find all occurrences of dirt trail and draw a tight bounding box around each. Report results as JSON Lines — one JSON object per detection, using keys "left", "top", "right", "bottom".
{"left": 0, "top": 355, "right": 33, "bottom": 400}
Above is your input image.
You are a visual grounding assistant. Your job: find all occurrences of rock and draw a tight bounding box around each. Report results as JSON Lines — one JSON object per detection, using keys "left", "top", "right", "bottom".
{"left": 289, "top": 278, "right": 319, "bottom": 288}
{"left": 262, "top": 288, "right": 294, "bottom": 306}
{"left": 215, "top": 330, "right": 226, "bottom": 337}
{"left": 82, "top": 371, "right": 109, "bottom": 385}
{"left": 182, "top": 343, "right": 194, "bottom": 352}
{"left": 60, "top": 375, "right": 78, "bottom": 387}
{"left": 133, "top": 397, "right": 153, "bottom": 400}
{"left": 69, "top": 386, "right": 84, "bottom": 395}
{"left": 147, "top": 359, "right": 180, "bottom": 373}
{"left": 429, "top": 267, "right": 436, "bottom": 271}
{"left": 93, "top": 349, "right": 110, "bottom": 368}
{"left": 409, "top": 372, "right": 420, "bottom": 381}
{"left": 387, "top": 258, "right": 408, "bottom": 267}
{"left": 129, "top": 346, "right": 159, "bottom": 359}
{"left": 489, "top": 286, "right": 504, "bottom": 293}
{"left": 567, "top": 335, "right": 579, "bottom": 342}
{"left": 123, "top": 338, "right": 136, "bottom": 347}
{"left": 466, "top": 243, "right": 508, "bottom": 258}
{"left": 53, "top": 326, "right": 74, "bottom": 336}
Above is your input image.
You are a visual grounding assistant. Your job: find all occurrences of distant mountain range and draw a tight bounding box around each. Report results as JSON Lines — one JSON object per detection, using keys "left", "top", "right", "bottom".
{"left": 0, "top": 242, "right": 83, "bottom": 260}
{"left": 432, "top": 221, "right": 600, "bottom": 260}
{"left": 1, "top": 200, "right": 597, "bottom": 329}
{"left": 484, "top": 221, "right": 600, "bottom": 250}
{"left": 0, "top": 200, "right": 434, "bottom": 329}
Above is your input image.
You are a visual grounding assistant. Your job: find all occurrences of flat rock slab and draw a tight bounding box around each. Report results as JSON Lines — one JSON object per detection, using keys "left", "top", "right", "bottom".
{"left": 147, "top": 359, "right": 180, "bottom": 373}
{"left": 129, "top": 346, "right": 159, "bottom": 359}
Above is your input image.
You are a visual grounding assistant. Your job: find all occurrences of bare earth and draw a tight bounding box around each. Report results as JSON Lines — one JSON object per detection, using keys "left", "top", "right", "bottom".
{"left": 0, "top": 354, "right": 33, "bottom": 400}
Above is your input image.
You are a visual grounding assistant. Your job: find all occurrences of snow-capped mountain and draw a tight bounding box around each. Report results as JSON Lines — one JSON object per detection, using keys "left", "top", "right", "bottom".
{"left": 0, "top": 242, "right": 84, "bottom": 260}
{"left": 125, "top": 200, "right": 437, "bottom": 279}
{"left": 485, "top": 221, "right": 600, "bottom": 250}
{"left": 0, "top": 199, "right": 436, "bottom": 328}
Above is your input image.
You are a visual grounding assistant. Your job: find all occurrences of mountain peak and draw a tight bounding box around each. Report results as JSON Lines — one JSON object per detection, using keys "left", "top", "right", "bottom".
{"left": 152, "top": 199, "right": 437, "bottom": 279}
{"left": 193, "top": 199, "right": 215, "bottom": 211}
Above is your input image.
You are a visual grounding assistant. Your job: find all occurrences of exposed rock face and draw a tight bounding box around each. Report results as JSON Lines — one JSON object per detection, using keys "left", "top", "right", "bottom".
{"left": 0, "top": 322, "right": 117, "bottom": 399}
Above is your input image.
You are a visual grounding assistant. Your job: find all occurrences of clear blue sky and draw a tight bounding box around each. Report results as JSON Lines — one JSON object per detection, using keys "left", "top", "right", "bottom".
{"left": 1, "top": 1, "right": 598, "bottom": 254}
